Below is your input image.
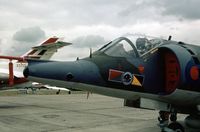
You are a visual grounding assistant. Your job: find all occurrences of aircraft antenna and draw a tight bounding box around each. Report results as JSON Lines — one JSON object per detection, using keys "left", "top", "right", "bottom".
{"left": 168, "top": 35, "right": 172, "bottom": 40}
{"left": 89, "top": 48, "right": 92, "bottom": 58}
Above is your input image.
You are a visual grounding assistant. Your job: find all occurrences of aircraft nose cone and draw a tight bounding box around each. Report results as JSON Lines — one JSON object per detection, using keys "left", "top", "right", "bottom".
{"left": 23, "top": 60, "right": 105, "bottom": 87}
{"left": 23, "top": 67, "right": 29, "bottom": 78}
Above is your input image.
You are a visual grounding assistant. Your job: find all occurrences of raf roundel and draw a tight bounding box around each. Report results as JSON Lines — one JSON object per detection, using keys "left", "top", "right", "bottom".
{"left": 121, "top": 72, "right": 133, "bottom": 85}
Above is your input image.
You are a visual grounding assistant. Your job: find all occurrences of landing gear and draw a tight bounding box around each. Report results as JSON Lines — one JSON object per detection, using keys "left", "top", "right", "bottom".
{"left": 170, "top": 112, "right": 177, "bottom": 122}
{"left": 158, "top": 111, "right": 185, "bottom": 132}
{"left": 168, "top": 122, "right": 184, "bottom": 132}
{"left": 56, "top": 89, "right": 61, "bottom": 94}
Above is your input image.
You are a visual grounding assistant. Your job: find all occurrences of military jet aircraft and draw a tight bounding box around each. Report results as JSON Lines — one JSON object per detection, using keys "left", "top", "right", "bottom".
{"left": 23, "top": 35, "right": 200, "bottom": 132}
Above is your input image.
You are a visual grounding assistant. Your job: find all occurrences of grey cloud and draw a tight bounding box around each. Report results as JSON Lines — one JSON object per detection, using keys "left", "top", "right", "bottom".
{"left": 1, "top": 0, "right": 200, "bottom": 30}
{"left": 72, "top": 35, "right": 107, "bottom": 48}
{"left": 118, "top": 0, "right": 161, "bottom": 17}
{"left": 52, "top": 35, "right": 109, "bottom": 61}
{"left": 4, "top": 27, "right": 46, "bottom": 56}
{"left": 13, "top": 27, "right": 45, "bottom": 43}
{"left": 117, "top": 0, "right": 200, "bottom": 22}
{"left": 161, "top": 0, "right": 200, "bottom": 20}
{"left": 8, "top": 41, "right": 34, "bottom": 56}
{"left": 0, "top": 0, "right": 162, "bottom": 28}
{"left": 1, "top": 0, "right": 200, "bottom": 54}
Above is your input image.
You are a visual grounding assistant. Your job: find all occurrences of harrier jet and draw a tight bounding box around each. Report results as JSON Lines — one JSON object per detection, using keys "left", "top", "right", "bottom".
{"left": 24, "top": 35, "right": 200, "bottom": 132}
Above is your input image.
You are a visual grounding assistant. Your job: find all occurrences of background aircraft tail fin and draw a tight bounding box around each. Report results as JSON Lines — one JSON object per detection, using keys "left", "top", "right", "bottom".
{"left": 21, "top": 37, "right": 72, "bottom": 60}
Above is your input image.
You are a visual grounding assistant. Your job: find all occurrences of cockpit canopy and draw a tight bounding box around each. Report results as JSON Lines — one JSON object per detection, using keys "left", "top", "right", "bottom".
{"left": 98, "top": 35, "right": 165, "bottom": 58}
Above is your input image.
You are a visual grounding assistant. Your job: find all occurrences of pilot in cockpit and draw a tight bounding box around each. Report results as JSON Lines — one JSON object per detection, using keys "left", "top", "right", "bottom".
{"left": 136, "top": 38, "right": 152, "bottom": 55}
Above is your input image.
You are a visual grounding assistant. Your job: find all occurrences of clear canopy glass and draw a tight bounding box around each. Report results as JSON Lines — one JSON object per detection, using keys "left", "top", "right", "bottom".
{"left": 98, "top": 34, "right": 165, "bottom": 58}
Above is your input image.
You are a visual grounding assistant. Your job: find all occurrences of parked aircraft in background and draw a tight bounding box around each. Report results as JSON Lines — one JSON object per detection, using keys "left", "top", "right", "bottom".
{"left": 24, "top": 35, "right": 200, "bottom": 132}
{"left": 30, "top": 82, "right": 71, "bottom": 94}
{"left": 0, "top": 37, "right": 72, "bottom": 91}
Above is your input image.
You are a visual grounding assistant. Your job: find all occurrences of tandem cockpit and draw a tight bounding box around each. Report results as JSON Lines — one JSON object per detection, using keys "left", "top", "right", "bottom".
{"left": 98, "top": 35, "right": 165, "bottom": 59}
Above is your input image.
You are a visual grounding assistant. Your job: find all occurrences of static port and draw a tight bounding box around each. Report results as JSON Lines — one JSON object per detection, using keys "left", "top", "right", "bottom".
{"left": 66, "top": 73, "right": 74, "bottom": 81}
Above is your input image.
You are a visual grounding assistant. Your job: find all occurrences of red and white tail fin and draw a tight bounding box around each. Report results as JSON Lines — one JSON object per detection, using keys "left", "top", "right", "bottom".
{"left": 21, "top": 37, "right": 72, "bottom": 60}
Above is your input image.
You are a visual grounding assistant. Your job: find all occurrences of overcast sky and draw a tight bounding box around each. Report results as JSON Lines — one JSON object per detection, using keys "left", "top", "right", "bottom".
{"left": 0, "top": 0, "right": 200, "bottom": 60}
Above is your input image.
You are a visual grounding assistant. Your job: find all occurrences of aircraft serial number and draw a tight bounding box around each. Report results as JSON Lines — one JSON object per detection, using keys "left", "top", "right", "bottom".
{"left": 16, "top": 63, "right": 27, "bottom": 67}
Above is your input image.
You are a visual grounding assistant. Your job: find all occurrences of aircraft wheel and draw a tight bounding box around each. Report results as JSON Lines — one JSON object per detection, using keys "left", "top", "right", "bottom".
{"left": 170, "top": 113, "right": 177, "bottom": 122}
{"left": 168, "top": 122, "right": 184, "bottom": 132}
